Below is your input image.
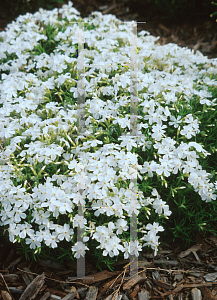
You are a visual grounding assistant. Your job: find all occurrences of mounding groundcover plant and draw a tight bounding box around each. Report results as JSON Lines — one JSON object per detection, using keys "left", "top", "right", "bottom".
{"left": 0, "top": 1, "right": 217, "bottom": 271}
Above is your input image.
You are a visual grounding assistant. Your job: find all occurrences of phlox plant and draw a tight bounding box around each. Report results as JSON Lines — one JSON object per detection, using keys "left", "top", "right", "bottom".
{"left": 0, "top": 1, "right": 217, "bottom": 271}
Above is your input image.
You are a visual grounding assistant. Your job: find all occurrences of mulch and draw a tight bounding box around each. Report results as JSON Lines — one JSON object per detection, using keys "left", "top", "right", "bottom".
{"left": 1, "top": 230, "right": 217, "bottom": 300}
{"left": 0, "top": 1, "right": 217, "bottom": 300}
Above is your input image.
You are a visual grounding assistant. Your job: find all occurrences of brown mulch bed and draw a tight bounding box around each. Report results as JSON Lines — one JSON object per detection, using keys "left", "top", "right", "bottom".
{"left": 1, "top": 1, "right": 217, "bottom": 300}
{"left": 1, "top": 231, "right": 217, "bottom": 300}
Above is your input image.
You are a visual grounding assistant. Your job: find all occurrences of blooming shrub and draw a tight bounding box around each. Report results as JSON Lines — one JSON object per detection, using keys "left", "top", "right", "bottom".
{"left": 0, "top": 1, "right": 217, "bottom": 270}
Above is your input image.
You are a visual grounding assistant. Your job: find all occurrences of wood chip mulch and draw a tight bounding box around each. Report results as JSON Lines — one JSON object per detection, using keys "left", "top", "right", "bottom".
{"left": 1, "top": 231, "right": 217, "bottom": 300}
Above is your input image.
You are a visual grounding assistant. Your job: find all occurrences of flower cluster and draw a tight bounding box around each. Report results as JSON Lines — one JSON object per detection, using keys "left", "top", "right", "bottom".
{"left": 0, "top": 1, "right": 217, "bottom": 264}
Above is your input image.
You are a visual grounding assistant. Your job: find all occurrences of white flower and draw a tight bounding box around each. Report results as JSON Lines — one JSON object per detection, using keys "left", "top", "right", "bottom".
{"left": 144, "top": 111, "right": 159, "bottom": 125}
{"left": 163, "top": 91, "right": 177, "bottom": 105}
{"left": 201, "top": 190, "right": 217, "bottom": 202}
{"left": 151, "top": 188, "right": 160, "bottom": 198}
{"left": 188, "top": 172, "right": 203, "bottom": 189}
{"left": 44, "top": 233, "right": 59, "bottom": 249}
{"left": 12, "top": 207, "right": 26, "bottom": 223}
{"left": 17, "top": 222, "right": 34, "bottom": 239}
{"left": 73, "top": 214, "right": 87, "bottom": 229}
{"left": 103, "top": 236, "right": 124, "bottom": 257}
{"left": 129, "top": 199, "right": 141, "bottom": 216}
{"left": 118, "top": 134, "right": 137, "bottom": 152}
{"left": 41, "top": 199, "right": 62, "bottom": 218}
{"left": 0, "top": 206, "right": 13, "bottom": 222}
{"left": 129, "top": 240, "right": 142, "bottom": 257}
{"left": 163, "top": 205, "right": 172, "bottom": 217}
{"left": 172, "top": 158, "right": 183, "bottom": 174}
{"left": 200, "top": 98, "right": 211, "bottom": 105}
{"left": 58, "top": 202, "right": 73, "bottom": 214}
{"left": 151, "top": 124, "right": 167, "bottom": 141}
{"left": 142, "top": 196, "right": 154, "bottom": 206}
{"left": 93, "top": 226, "right": 109, "bottom": 244}
{"left": 155, "top": 157, "right": 173, "bottom": 177}
{"left": 55, "top": 73, "right": 71, "bottom": 88}
{"left": 113, "top": 116, "right": 131, "bottom": 129}
{"left": 146, "top": 222, "right": 164, "bottom": 236}
{"left": 123, "top": 241, "right": 131, "bottom": 259}
{"left": 34, "top": 211, "right": 50, "bottom": 225}
{"left": 175, "top": 143, "right": 190, "bottom": 159}
{"left": 71, "top": 241, "right": 89, "bottom": 259}
{"left": 56, "top": 224, "right": 74, "bottom": 241}
{"left": 35, "top": 230, "right": 50, "bottom": 242}
{"left": 103, "top": 243, "right": 114, "bottom": 257}
{"left": 180, "top": 125, "right": 196, "bottom": 139}
{"left": 142, "top": 233, "right": 159, "bottom": 256}
{"left": 152, "top": 198, "right": 171, "bottom": 216}
{"left": 116, "top": 219, "right": 128, "bottom": 234}
{"left": 8, "top": 223, "right": 19, "bottom": 242}
{"left": 169, "top": 115, "right": 182, "bottom": 128}
{"left": 182, "top": 160, "right": 198, "bottom": 173}
{"left": 26, "top": 235, "right": 41, "bottom": 249}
